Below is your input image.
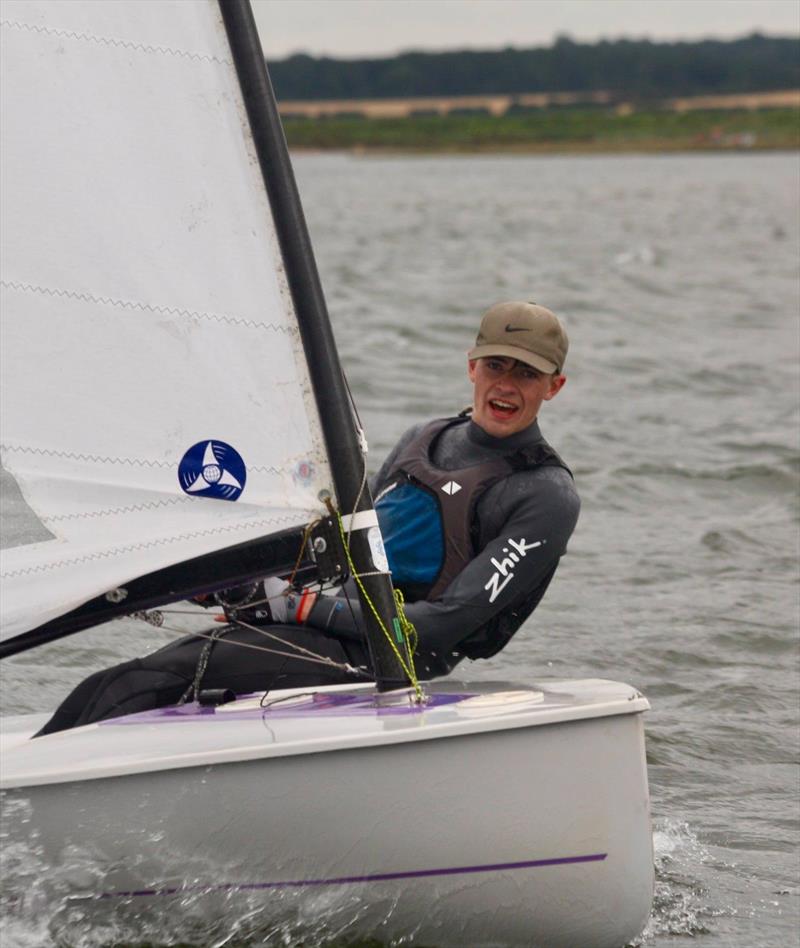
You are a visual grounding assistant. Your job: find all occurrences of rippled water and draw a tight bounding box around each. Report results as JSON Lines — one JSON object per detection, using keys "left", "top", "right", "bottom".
{"left": 2, "top": 152, "right": 798, "bottom": 946}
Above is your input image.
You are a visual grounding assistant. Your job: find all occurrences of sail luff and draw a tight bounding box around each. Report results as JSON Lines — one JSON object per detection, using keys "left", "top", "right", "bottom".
{"left": 218, "top": 0, "right": 412, "bottom": 691}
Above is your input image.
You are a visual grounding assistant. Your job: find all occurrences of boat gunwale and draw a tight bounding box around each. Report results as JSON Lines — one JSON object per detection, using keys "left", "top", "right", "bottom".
{"left": 0, "top": 679, "right": 649, "bottom": 789}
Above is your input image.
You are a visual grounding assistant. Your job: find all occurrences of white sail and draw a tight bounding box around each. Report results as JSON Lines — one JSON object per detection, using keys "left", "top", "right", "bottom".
{"left": 0, "top": 0, "right": 334, "bottom": 639}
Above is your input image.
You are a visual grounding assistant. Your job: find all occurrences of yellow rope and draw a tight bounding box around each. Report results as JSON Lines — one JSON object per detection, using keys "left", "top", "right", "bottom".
{"left": 335, "top": 510, "right": 423, "bottom": 700}
{"left": 393, "top": 588, "right": 419, "bottom": 658}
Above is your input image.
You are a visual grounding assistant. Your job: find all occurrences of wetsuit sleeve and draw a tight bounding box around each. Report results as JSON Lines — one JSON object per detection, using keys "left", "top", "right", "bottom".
{"left": 306, "top": 468, "right": 580, "bottom": 664}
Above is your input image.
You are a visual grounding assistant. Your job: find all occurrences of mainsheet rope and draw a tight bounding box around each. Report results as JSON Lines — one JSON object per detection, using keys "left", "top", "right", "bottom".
{"left": 162, "top": 620, "right": 371, "bottom": 705}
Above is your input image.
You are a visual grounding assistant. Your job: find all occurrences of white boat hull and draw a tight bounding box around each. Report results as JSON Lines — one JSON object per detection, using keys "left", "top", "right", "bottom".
{"left": 1, "top": 680, "right": 653, "bottom": 946}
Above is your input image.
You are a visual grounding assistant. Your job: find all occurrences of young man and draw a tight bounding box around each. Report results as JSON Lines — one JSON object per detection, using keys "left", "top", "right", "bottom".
{"left": 38, "top": 301, "right": 579, "bottom": 733}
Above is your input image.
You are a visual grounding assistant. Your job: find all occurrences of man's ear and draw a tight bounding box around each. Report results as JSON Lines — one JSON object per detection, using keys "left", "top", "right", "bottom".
{"left": 544, "top": 374, "right": 567, "bottom": 401}
{"left": 467, "top": 358, "right": 477, "bottom": 382}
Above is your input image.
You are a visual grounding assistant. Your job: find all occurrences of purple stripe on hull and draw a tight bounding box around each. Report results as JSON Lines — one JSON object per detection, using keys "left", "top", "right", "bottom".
{"left": 100, "top": 853, "right": 607, "bottom": 899}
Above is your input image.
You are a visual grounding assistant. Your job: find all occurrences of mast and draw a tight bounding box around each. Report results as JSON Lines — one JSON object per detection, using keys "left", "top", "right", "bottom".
{"left": 218, "top": 0, "right": 412, "bottom": 691}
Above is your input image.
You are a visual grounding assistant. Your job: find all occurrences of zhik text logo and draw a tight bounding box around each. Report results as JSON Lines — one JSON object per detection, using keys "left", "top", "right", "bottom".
{"left": 484, "top": 537, "right": 543, "bottom": 603}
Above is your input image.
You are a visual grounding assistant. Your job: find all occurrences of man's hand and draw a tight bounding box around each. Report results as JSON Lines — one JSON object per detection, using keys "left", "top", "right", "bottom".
{"left": 281, "top": 582, "right": 318, "bottom": 625}
{"left": 222, "top": 577, "right": 318, "bottom": 626}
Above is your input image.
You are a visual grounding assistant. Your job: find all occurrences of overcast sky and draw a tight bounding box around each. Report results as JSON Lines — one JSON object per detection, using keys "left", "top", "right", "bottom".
{"left": 252, "top": 0, "right": 799, "bottom": 59}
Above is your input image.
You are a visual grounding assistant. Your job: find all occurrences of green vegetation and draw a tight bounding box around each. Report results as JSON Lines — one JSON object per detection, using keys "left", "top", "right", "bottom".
{"left": 283, "top": 107, "right": 800, "bottom": 153}
{"left": 270, "top": 35, "right": 800, "bottom": 102}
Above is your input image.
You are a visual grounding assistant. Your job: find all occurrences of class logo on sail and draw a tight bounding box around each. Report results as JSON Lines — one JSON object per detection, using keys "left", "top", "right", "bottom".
{"left": 178, "top": 440, "right": 246, "bottom": 501}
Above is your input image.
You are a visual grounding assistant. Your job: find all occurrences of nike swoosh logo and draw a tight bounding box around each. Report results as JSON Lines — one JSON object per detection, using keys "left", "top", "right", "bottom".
{"left": 505, "top": 324, "right": 528, "bottom": 332}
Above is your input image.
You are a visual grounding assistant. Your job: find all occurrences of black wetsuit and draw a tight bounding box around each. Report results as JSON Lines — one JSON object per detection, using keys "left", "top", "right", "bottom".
{"left": 37, "top": 416, "right": 579, "bottom": 734}
{"left": 309, "top": 416, "right": 579, "bottom": 676}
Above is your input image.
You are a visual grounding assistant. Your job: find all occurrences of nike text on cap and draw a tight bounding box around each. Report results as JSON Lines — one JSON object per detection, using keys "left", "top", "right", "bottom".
{"left": 468, "top": 301, "right": 569, "bottom": 374}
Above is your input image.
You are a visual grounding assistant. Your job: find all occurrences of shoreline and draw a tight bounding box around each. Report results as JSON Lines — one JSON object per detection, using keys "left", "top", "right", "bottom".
{"left": 282, "top": 107, "right": 799, "bottom": 156}
{"left": 289, "top": 141, "right": 799, "bottom": 156}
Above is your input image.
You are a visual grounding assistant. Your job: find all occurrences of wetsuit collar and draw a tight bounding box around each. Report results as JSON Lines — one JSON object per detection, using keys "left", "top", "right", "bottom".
{"left": 466, "top": 418, "right": 543, "bottom": 452}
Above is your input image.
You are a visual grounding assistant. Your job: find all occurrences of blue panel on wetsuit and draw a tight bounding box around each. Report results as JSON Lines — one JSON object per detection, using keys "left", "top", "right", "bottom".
{"left": 375, "top": 483, "right": 443, "bottom": 584}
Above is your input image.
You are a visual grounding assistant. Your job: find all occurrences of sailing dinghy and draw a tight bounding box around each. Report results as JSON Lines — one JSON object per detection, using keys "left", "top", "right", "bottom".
{"left": 0, "top": 1, "right": 654, "bottom": 945}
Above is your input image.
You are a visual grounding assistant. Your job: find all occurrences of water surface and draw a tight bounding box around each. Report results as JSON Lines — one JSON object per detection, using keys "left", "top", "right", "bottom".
{"left": 2, "top": 151, "right": 798, "bottom": 947}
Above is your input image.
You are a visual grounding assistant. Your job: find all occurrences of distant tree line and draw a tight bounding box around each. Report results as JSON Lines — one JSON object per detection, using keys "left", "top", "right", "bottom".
{"left": 268, "top": 34, "right": 800, "bottom": 101}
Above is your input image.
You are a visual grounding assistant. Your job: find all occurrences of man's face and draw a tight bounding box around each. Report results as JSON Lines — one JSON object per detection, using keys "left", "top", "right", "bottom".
{"left": 468, "top": 356, "right": 566, "bottom": 438}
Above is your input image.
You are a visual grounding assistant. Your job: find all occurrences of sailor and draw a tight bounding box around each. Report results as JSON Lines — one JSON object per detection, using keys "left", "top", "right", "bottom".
{"left": 37, "top": 301, "right": 579, "bottom": 733}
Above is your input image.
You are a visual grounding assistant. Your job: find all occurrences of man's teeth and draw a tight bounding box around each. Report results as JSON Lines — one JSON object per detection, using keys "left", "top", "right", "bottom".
{"left": 491, "top": 399, "right": 516, "bottom": 411}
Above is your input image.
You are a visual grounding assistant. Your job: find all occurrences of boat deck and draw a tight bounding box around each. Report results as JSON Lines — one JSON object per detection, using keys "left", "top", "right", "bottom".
{"left": 0, "top": 678, "right": 648, "bottom": 788}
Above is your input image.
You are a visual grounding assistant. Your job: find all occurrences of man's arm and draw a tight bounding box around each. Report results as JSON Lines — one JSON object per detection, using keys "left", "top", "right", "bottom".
{"left": 402, "top": 468, "right": 579, "bottom": 657}
{"left": 307, "top": 467, "right": 579, "bottom": 661}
